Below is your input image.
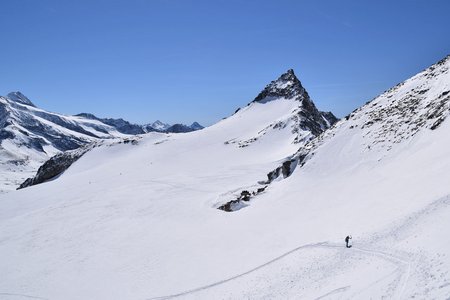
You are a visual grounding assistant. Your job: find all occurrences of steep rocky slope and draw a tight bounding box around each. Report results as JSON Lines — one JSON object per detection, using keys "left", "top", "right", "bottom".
{"left": 224, "top": 69, "right": 337, "bottom": 149}
{"left": 269, "top": 55, "right": 450, "bottom": 184}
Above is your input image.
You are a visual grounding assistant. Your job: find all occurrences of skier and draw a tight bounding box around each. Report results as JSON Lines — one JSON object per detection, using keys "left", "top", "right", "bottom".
{"left": 345, "top": 235, "right": 352, "bottom": 248}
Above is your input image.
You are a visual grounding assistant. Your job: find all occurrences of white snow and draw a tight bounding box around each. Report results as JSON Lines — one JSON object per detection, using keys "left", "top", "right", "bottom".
{"left": 0, "top": 57, "right": 449, "bottom": 299}
{"left": 0, "top": 96, "right": 130, "bottom": 192}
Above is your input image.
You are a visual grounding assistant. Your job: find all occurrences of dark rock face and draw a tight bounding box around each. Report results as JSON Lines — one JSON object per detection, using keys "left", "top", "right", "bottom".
{"left": 75, "top": 113, "right": 145, "bottom": 135}
{"left": 164, "top": 122, "right": 204, "bottom": 133}
{"left": 218, "top": 187, "right": 268, "bottom": 212}
{"left": 18, "top": 148, "right": 89, "bottom": 189}
{"left": 251, "top": 69, "right": 338, "bottom": 143}
{"left": 166, "top": 123, "right": 195, "bottom": 133}
{"left": 102, "top": 118, "right": 145, "bottom": 135}
{"left": 321, "top": 111, "right": 339, "bottom": 126}
{"left": 34, "top": 111, "right": 101, "bottom": 139}
{"left": 266, "top": 158, "right": 299, "bottom": 184}
{"left": 253, "top": 69, "right": 308, "bottom": 104}
{"left": 190, "top": 122, "right": 204, "bottom": 131}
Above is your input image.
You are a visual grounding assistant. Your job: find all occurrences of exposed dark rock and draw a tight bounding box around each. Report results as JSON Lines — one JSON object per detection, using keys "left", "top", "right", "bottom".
{"left": 218, "top": 185, "right": 268, "bottom": 212}
{"left": 166, "top": 123, "right": 194, "bottom": 133}
{"left": 75, "top": 113, "right": 145, "bottom": 135}
{"left": 18, "top": 147, "right": 90, "bottom": 190}
{"left": 251, "top": 69, "right": 338, "bottom": 144}
{"left": 0, "top": 129, "right": 15, "bottom": 140}
{"left": 321, "top": 111, "right": 339, "bottom": 126}
{"left": 252, "top": 69, "right": 307, "bottom": 104}
{"left": 266, "top": 158, "right": 299, "bottom": 183}
{"left": 240, "top": 190, "right": 251, "bottom": 201}
{"left": 190, "top": 122, "right": 204, "bottom": 131}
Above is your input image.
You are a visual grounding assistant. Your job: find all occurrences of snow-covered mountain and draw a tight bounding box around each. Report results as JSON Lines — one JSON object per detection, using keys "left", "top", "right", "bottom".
{"left": 1, "top": 57, "right": 449, "bottom": 300}
{"left": 190, "top": 121, "right": 204, "bottom": 131}
{"left": 75, "top": 113, "right": 147, "bottom": 135}
{"left": 275, "top": 55, "right": 450, "bottom": 182}
{"left": 16, "top": 69, "right": 336, "bottom": 191}
{"left": 165, "top": 122, "right": 204, "bottom": 133}
{"left": 0, "top": 93, "right": 128, "bottom": 192}
{"left": 0, "top": 94, "right": 203, "bottom": 192}
{"left": 148, "top": 120, "right": 171, "bottom": 131}
{"left": 218, "top": 55, "right": 450, "bottom": 297}
{"left": 251, "top": 69, "right": 337, "bottom": 138}
{"left": 222, "top": 69, "right": 337, "bottom": 148}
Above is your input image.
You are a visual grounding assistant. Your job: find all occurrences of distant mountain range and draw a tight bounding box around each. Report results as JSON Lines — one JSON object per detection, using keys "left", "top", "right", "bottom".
{"left": 0, "top": 92, "right": 203, "bottom": 192}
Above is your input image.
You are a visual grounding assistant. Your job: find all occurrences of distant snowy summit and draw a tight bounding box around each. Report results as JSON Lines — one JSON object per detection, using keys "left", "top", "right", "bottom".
{"left": 149, "top": 120, "right": 171, "bottom": 131}
{"left": 0, "top": 93, "right": 203, "bottom": 191}
{"left": 5, "top": 91, "right": 36, "bottom": 107}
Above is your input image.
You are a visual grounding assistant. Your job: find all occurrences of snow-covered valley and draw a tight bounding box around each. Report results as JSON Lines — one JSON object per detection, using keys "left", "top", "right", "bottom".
{"left": 0, "top": 57, "right": 449, "bottom": 299}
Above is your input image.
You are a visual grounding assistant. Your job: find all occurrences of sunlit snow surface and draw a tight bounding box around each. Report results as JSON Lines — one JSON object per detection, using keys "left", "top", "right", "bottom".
{"left": 0, "top": 96, "right": 128, "bottom": 193}
{"left": 1, "top": 58, "right": 450, "bottom": 299}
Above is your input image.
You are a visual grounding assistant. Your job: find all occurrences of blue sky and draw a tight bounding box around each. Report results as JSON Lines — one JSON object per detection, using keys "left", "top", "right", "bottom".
{"left": 1, "top": 0, "right": 449, "bottom": 126}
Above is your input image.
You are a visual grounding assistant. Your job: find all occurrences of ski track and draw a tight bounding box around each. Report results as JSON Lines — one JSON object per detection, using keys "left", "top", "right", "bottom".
{"left": 314, "top": 286, "right": 351, "bottom": 300}
{"left": 6, "top": 195, "right": 444, "bottom": 300}
{"left": 348, "top": 246, "right": 411, "bottom": 300}
{"left": 147, "top": 242, "right": 329, "bottom": 300}
{"left": 0, "top": 293, "right": 49, "bottom": 300}
{"left": 147, "top": 242, "right": 412, "bottom": 300}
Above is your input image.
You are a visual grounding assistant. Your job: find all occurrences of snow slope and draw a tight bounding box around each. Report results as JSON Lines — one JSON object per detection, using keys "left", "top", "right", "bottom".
{"left": 0, "top": 58, "right": 449, "bottom": 300}
{"left": 0, "top": 94, "right": 128, "bottom": 192}
{"left": 0, "top": 94, "right": 203, "bottom": 193}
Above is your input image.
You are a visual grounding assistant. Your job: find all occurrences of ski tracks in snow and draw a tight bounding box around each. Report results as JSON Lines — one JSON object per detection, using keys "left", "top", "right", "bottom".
{"left": 147, "top": 242, "right": 329, "bottom": 300}
{"left": 0, "top": 293, "right": 49, "bottom": 300}
{"left": 347, "top": 246, "right": 412, "bottom": 300}
{"left": 147, "top": 242, "right": 413, "bottom": 300}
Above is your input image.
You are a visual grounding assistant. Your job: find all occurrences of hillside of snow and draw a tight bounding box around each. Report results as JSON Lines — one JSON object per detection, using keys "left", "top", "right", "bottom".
{"left": 0, "top": 57, "right": 449, "bottom": 300}
{"left": 0, "top": 93, "right": 128, "bottom": 193}
{"left": 0, "top": 93, "right": 203, "bottom": 193}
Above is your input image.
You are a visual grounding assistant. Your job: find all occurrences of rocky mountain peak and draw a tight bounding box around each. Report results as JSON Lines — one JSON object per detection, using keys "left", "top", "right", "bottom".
{"left": 75, "top": 113, "right": 98, "bottom": 120}
{"left": 6, "top": 91, "right": 35, "bottom": 107}
{"left": 150, "top": 120, "right": 170, "bottom": 131}
{"left": 190, "top": 122, "right": 204, "bottom": 130}
{"left": 252, "top": 69, "right": 309, "bottom": 104}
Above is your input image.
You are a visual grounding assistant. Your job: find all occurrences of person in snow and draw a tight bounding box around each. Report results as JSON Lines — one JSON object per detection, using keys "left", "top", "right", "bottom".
{"left": 345, "top": 235, "right": 352, "bottom": 248}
